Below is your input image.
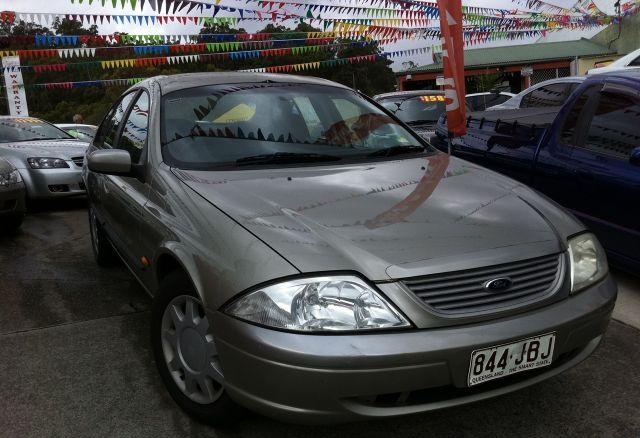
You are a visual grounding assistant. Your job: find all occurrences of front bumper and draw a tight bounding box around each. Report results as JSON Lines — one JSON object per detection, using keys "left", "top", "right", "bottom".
{"left": 211, "top": 275, "right": 616, "bottom": 424}
{"left": 18, "top": 165, "right": 85, "bottom": 199}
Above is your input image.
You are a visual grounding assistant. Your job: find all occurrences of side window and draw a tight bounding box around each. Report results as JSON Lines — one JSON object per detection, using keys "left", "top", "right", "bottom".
{"left": 560, "top": 92, "right": 591, "bottom": 145}
{"left": 521, "top": 83, "right": 569, "bottom": 108}
{"left": 629, "top": 55, "right": 640, "bottom": 67}
{"left": 581, "top": 90, "right": 640, "bottom": 160}
{"left": 332, "top": 98, "right": 361, "bottom": 125}
{"left": 119, "top": 92, "right": 150, "bottom": 164}
{"left": 292, "top": 96, "right": 322, "bottom": 138}
{"left": 94, "top": 92, "right": 137, "bottom": 148}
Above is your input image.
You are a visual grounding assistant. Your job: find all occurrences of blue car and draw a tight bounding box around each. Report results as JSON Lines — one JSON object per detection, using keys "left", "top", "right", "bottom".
{"left": 434, "top": 71, "right": 640, "bottom": 273}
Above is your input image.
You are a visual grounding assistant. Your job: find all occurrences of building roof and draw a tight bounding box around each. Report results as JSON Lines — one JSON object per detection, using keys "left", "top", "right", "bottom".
{"left": 399, "top": 38, "right": 615, "bottom": 75}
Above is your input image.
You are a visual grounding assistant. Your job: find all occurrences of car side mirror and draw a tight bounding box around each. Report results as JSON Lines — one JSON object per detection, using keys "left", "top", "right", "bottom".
{"left": 630, "top": 147, "right": 640, "bottom": 166}
{"left": 87, "top": 149, "right": 132, "bottom": 175}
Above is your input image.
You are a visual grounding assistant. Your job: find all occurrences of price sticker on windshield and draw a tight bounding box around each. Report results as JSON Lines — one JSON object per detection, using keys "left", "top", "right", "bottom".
{"left": 419, "top": 95, "right": 445, "bottom": 102}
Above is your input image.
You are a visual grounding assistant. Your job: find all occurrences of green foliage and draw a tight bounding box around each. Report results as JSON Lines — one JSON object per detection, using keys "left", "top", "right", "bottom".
{"left": 1, "top": 21, "right": 397, "bottom": 124}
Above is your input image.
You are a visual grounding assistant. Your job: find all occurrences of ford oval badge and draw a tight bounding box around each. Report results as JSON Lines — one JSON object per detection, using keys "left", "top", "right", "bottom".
{"left": 484, "top": 277, "right": 513, "bottom": 292}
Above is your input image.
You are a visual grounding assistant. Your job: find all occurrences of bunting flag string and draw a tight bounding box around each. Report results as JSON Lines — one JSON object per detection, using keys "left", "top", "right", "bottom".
{"left": 0, "top": 77, "right": 147, "bottom": 90}
{"left": 6, "top": 39, "right": 424, "bottom": 73}
{"left": 5, "top": 6, "right": 625, "bottom": 39}
{"left": 1, "top": 23, "right": 573, "bottom": 74}
{"left": 15, "top": 37, "right": 396, "bottom": 59}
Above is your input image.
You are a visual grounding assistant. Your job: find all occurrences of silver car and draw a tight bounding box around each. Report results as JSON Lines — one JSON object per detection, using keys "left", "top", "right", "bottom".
{"left": 0, "top": 117, "right": 89, "bottom": 199}
{"left": 55, "top": 123, "right": 98, "bottom": 142}
{"left": 84, "top": 73, "right": 616, "bottom": 425}
{"left": 0, "top": 156, "right": 26, "bottom": 230}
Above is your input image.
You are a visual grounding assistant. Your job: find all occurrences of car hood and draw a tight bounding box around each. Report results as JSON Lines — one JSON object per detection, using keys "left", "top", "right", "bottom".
{"left": 174, "top": 154, "right": 564, "bottom": 281}
{"left": 0, "top": 139, "right": 88, "bottom": 168}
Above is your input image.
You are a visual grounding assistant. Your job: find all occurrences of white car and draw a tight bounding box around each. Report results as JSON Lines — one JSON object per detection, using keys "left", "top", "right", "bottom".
{"left": 587, "top": 47, "right": 640, "bottom": 75}
{"left": 465, "top": 91, "right": 515, "bottom": 112}
{"left": 488, "top": 77, "right": 585, "bottom": 111}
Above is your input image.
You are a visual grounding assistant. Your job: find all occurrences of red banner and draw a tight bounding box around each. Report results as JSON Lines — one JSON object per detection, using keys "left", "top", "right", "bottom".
{"left": 437, "top": 0, "right": 466, "bottom": 137}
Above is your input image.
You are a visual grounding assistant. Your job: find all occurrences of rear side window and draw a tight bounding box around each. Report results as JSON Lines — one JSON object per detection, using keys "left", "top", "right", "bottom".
{"left": 94, "top": 92, "right": 137, "bottom": 148}
{"left": 560, "top": 92, "right": 591, "bottom": 145}
{"left": 521, "top": 83, "right": 572, "bottom": 108}
{"left": 629, "top": 56, "right": 640, "bottom": 67}
{"left": 581, "top": 90, "right": 640, "bottom": 160}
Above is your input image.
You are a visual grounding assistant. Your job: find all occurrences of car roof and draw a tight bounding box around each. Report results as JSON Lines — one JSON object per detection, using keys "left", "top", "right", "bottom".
{"left": 586, "top": 68, "right": 640, "bottom": 82}
{"left": 466, "top": 91, "right": 515, "bottom": 97}
{"left": 373, "top": 89, "right": 444, "bottom": 100}
{"left": 133, "top": 72, "right": 351, "bottom": 95}
{"left": 55, "top": 123, "right": 98, "bottom": 129}
{"left": 0, "top": 116, "right": 44, "bottom": 122}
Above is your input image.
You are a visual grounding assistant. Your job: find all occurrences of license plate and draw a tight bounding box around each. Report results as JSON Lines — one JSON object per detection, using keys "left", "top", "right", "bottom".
{"left": 468, "top": 333, "right": 555, "bottom": 386}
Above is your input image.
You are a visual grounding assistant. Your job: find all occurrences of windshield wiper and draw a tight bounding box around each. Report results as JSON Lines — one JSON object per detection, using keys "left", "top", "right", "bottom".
{"left": 367, "top": 145, "right": 426, "bottom": 157}
{"left": 235, "top": 152, "right": 342, "bottom": 166}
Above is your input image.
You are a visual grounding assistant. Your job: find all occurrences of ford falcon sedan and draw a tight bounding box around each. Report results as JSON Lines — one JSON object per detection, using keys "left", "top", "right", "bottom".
{"left": 84, "top": 73, "right": 616, "bottom": 425}
{"left": 0, "top": 117, "right": 89, "bottom": 199}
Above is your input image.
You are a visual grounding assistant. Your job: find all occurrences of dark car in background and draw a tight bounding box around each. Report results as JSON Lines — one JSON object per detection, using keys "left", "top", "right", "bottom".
{"left": 0, "top": 156, "right": 26, "bottom": 230}
{"left": 435, "top": 70, "right": 640, "bottom": 272}
{"left": 374, "top": 90, "right": 446, "bottom": 139}
{"left": 84, "top": 72, "right": 615, "bottom": 425}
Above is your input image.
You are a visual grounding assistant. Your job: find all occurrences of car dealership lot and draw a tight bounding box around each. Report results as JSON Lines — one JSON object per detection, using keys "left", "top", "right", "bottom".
{"left": 1, "top": 199, "right": 639, "bottom": 438}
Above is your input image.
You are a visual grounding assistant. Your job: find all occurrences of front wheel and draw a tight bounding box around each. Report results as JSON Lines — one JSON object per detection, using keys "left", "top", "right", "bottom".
{"left": 151, "top": 271, "right": 240, "bottom": 426}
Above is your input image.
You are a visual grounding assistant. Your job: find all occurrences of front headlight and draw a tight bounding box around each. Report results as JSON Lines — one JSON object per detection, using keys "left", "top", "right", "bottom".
{"left": 27, "top": 157, "right": 70, "bottom": 169}
{"left": 0, "top": 169, "right": 22, "bottom": 188}
{"left": 568, "top": 233, "right": 608, "bottom": 293}
{"left": 225, "top": 275, "right": 411, "bottom": 332}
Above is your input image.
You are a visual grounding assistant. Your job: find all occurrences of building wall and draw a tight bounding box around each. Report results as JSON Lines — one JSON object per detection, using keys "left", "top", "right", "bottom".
{"left": 591, "top": 14, "right": 640, "bottom": 55}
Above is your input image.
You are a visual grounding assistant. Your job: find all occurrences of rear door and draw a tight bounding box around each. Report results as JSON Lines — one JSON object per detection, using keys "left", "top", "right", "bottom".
{"left": 562, "top": 82, "right": 640, "bottom": 265}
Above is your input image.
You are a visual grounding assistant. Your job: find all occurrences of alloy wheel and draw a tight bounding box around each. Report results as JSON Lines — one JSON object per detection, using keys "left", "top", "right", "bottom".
{"left": 160, "top": 294, "right": 224, "bottom": 404}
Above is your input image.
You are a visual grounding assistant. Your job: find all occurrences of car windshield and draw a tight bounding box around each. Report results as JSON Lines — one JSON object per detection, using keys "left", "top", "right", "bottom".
{"left": 64, "top": 127, "right": 96, "bottom": 141}
{"left": 378, "top": 95, "right": 446, "bottom": 124}
{"left": 161, "top": 83, "right": 434, "bottom": 169}
{"left": 0, "top": 118, "right": 74, "bottom": 142}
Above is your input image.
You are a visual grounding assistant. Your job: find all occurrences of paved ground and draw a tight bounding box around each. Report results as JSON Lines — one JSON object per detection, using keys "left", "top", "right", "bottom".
{"left": 1, "top": 199, "right": 639, "bottom": 438}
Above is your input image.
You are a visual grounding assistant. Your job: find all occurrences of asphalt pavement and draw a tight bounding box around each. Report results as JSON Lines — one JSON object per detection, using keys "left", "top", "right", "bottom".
{"left": 1, "top": 198, "right": 639, "bottom": 438}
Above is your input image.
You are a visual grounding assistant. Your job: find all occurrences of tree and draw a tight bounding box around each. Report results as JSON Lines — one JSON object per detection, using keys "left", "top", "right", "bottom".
{"left": 53, "top": 18, "right": 98, "bottom": 36}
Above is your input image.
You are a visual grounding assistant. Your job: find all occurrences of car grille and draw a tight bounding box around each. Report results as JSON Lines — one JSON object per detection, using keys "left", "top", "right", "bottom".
{"left": 402, "top": 253, "right": 563, "bottom": 316}
{"left": 71, "top": 156, "right": 84, "bottom": 167}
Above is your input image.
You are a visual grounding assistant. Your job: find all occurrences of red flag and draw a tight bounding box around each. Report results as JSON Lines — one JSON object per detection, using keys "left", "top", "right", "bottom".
{"left": 437, "top": 0, "right": 466, "bottom": 137}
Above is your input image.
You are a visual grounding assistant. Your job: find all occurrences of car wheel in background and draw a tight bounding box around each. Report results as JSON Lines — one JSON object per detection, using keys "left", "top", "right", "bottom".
{"left": 152, "top": 271, "right": 240, "bottom": 426}
{"left": 89, "top": 206, "right": 117, "bottom": 266}
{"left": 1, "top": 213, "right": 24, "bottom": 233}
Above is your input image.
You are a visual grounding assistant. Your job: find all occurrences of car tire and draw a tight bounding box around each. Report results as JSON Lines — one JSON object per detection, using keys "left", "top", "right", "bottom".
{"left": 88, "top": 206, "right": 117, "bottom": 266}
{"left": 1, "top": 213, "right": 24, "bottom": 233}
{"left": 152, "top": 271, "right": 241, "bottom": 426}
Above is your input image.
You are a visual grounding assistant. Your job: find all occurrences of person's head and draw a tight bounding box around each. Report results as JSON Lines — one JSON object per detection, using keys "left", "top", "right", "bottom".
{"left": 72, "top": 114, "right": 83, "bottom": 123}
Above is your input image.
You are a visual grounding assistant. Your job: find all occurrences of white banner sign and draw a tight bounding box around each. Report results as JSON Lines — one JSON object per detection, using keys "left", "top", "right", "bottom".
{"left": 2, "top": 56, "right": 29, "bottom": 116}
